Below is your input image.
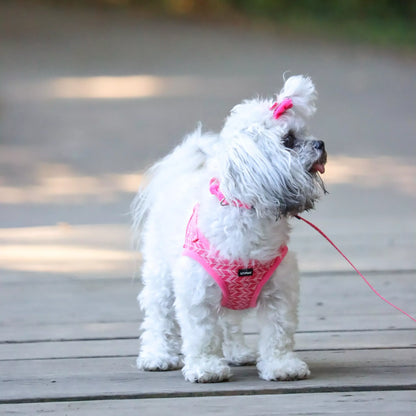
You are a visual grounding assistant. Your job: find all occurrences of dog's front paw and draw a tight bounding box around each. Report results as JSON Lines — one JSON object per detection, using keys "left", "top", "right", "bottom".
{"left": 257, "top": 352, "right": 310, "bottom": 381}
{"left": 137, "top": 353, "right": 183, "bottom": 371}
{"left": 182, "top": 356, "right": 231, "bottom": 383}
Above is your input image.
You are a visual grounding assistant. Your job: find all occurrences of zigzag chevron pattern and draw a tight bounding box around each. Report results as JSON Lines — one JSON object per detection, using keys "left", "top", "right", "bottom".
{"left": 183, "top": 204, "right": 287, "bottom": 310}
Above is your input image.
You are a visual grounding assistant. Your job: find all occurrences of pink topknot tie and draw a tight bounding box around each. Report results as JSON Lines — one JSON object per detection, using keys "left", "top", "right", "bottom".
{"left": 270, "top": 97, "right": 293, "bottom": 119}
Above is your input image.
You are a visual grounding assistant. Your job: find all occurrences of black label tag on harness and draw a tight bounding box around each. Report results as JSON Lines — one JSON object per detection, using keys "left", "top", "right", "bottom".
{"left": 238, "top": 268, "right": 253, "bottom": 277}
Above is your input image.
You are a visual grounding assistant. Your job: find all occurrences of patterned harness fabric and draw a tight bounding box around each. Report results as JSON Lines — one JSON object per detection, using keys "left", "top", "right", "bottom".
{"left": 183, "top": 204, "right": 288, "bottom": 310}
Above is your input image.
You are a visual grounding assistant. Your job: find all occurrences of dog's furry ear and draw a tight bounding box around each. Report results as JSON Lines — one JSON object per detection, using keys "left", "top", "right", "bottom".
{"left": 277, "top": 75, "right": 317, "bottom": 120}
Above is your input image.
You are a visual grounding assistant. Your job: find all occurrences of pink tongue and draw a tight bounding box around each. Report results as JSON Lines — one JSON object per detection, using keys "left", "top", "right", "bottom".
{"left": 312, "top": 163, "right": 325, "bottom": 174}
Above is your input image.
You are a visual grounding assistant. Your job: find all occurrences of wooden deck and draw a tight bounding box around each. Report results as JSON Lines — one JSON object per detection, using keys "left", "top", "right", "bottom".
{"left": 1, "top": 2, "right": 416, "bottom": 414}
{"left": 1, "top": 267, "right": 415, "bottom": 415}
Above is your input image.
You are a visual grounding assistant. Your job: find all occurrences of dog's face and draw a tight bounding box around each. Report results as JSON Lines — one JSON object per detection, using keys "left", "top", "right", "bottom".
{"left": 282, "top": 130, "right": 327, "bottom": 176}
{"left": 218, "top": 75, "right": 327, "bottom": 218}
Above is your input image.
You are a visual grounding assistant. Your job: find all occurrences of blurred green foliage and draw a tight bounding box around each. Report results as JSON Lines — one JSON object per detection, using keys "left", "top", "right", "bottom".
{"left": 41, "top": 0, "right": 416, "bottom": 47}
{"left": 227, "top": 0, "right": 416, "bottom": 46}
{"left": 229, "top": 0, "right": 416, "bottom": 20}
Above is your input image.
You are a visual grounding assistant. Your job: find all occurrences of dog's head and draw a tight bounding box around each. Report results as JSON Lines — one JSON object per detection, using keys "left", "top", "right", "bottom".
{"left": 218, "top": 75, "right": 327, "bottom": 217}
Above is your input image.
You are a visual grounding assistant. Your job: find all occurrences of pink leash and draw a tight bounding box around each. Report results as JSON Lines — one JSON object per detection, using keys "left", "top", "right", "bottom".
{"left": 295, "top": 215, "right": 416, "bottom": 324}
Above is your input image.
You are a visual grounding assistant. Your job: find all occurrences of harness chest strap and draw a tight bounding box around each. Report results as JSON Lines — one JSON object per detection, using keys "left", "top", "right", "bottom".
{"left": 183, "top": 203, "right": 288, "bottom": 310}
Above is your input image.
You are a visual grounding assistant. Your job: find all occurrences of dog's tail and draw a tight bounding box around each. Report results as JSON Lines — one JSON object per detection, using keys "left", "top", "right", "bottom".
{"left": 131, "top": 124, "right": 216, "bottom": 249}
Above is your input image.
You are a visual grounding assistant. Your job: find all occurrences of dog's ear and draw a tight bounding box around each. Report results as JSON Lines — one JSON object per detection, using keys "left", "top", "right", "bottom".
{"left": 277, "top": 75, "right": 317, "bottom": 120}
{"left": 219, "top": 132, "right": 305, "bottom": 217}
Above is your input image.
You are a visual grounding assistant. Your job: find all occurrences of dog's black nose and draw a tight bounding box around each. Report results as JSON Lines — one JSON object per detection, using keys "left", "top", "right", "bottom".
{"left": 313, "top": 140, "right": 325, "bottom": 151}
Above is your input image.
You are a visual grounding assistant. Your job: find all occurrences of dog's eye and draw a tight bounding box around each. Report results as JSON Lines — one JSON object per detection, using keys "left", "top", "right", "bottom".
{"left": 283, "top": 134, "right": 295, "bottom": 149}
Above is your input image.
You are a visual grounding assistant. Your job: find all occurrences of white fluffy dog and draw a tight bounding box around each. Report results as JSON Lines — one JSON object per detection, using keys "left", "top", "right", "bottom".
{"left": 132, "top": 75, "right": 327, "bottom": 383}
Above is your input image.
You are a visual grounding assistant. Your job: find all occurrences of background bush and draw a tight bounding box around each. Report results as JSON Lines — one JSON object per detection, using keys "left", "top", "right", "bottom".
{"left": 39, "top": 0, "right": 416, "bottom": 47}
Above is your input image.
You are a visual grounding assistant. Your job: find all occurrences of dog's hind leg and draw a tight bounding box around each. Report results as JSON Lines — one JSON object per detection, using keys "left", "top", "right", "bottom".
{"left": 221, "top": 310, "right": 257, "bottom": 365}
{"left": 173, "top": 257, "right": 232, "bottom": 383}
{"left": 137, "top": 260, "right": 183, "bottom": 371}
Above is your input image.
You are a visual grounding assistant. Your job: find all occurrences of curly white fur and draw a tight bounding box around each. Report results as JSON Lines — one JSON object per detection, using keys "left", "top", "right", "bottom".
{"left": 132, "top": 75, "right": 327, "bottom": 383}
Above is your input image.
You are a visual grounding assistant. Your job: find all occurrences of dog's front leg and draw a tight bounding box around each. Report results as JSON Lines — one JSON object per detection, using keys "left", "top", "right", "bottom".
{"left": 256, "top": 262, "right": 310, "bottom": 381}
{"left": 173, "top": 257, "right": 231, "bottom": 383}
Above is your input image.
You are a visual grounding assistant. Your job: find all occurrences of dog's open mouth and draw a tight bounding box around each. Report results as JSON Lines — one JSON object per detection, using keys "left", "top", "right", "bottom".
{"left": 310, "top": 162, "right": 326, "bottom": 174}
{"left": 309, "top": 154, "right": 327, "bottom": 174}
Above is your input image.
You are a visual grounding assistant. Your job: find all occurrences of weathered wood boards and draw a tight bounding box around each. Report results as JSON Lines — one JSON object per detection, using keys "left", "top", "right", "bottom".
{"left": 1, "top": 270, "right": 415, "bottom": 414}
{"left": 1, "top": 391, "right": 416, "bottom": 416}
{"left": 1, "top": 351, "right": 416, "bottom": 403}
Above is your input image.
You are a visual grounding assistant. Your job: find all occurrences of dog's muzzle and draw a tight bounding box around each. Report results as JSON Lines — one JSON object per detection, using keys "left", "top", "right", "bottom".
{"left": 310, "top": 140, "right": 327, "bottom": 174}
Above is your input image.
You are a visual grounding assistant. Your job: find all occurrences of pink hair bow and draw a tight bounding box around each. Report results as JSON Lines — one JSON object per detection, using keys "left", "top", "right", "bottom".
{"left": 270, "top": 97, "right": 293, "bottom": 119}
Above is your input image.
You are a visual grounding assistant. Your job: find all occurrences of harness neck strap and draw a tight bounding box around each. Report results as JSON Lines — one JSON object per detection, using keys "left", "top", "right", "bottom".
{"left": 209, "top": 178, "right": 252, "bottom": 209}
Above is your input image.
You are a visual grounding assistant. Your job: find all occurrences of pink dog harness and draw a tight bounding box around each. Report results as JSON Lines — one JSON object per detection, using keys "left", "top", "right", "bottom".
{"left": 183, "top": 203, "right": 288, "bottom": 310}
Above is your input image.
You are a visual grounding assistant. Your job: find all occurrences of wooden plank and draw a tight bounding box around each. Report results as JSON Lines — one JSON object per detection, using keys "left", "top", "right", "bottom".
{"left": 0, "top": 225, "right": 135, "bottom": 277}
{"left": 1, "top": 272, "right": 414, "bottom": 333}
{"left": 298, "top": 272, "right": 416, "bottom": 316}
{"left": 0, "top": 322, "right": 138, "bottom": 343}
{"left": 1, "top": 350, "right": 415, "bottom": 403}
{"left": 298, "top": 314, "right": 415, "bottom": 332}
{"left": 1, "top": 218, "right": 414, "bottom": 275}
{"left": 0, "top": 322, "right": 137, "bottom": 343}
{"left": 0, "top": 275, "right": 142, "bottom": 327}
{"left": 1, "top": 330, "right": 415, "bottom": 361}
{"left": 1, "top": 391, "right": 415, "bottom": 415}
{"left": 2, "top": 348, "right": 415, "bottom": 376}
{"left": 291, "top": 219, "right": 416, "bottom": 273}
{"left": 1, "top": 312, "right": 413, "bottom": 344}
